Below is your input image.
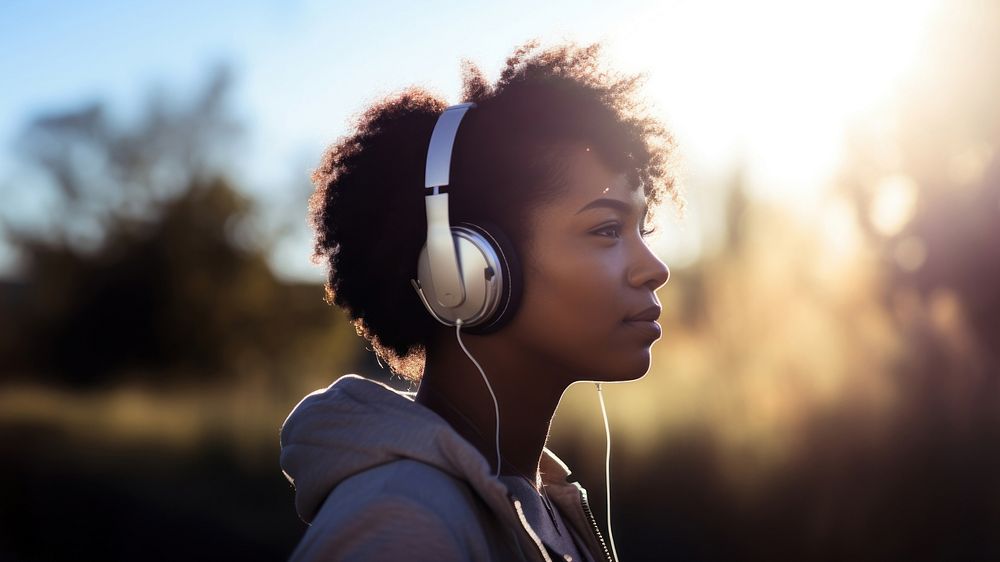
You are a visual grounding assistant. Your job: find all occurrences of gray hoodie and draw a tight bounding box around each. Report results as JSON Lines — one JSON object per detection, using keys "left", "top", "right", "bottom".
{"left": 279, "top": 374, "right": 615, "bottom": 562}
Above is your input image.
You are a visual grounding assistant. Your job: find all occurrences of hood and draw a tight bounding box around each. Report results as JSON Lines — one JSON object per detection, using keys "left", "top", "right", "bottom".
{"left": 279, "top": 374, "right": 613, "bottom": 562}
{"left": 280, "top": 374, "right": 531, "bottom": 523}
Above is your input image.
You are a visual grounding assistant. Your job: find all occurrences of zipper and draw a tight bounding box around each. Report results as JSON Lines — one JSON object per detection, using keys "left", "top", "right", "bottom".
{"left": 578, "top": 486, "right": 615, "bottom": 562}
{"left": 511, "top": 494, "right": 554, "bottom": 562}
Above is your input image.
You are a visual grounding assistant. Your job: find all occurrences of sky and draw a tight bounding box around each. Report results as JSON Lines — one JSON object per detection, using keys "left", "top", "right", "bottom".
{"left": 0, "top": 0, "right": 942, "bottom": 281}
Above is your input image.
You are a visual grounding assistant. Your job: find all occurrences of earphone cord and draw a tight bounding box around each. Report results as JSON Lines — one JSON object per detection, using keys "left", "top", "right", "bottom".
{"left": 455, "top": 320, "right": 618, "bottom": 560}
{"left": 595, "top": 382, "right": 619, "bottom": 562}
{"left": 454, "top": 319, "right": 502, "bottom": 480}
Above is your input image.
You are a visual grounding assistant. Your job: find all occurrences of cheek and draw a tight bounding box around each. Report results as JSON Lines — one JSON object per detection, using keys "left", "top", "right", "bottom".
{"left": 511, "top": 259, "right": 651, "bottom": 380}
{"left": 520, "top": 256, "right": 621, "bottom": 337}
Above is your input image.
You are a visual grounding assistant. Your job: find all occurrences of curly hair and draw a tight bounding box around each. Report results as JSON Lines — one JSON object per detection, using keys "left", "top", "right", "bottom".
{"left": 308, "top": 39, "right": 684, "bottom": 382}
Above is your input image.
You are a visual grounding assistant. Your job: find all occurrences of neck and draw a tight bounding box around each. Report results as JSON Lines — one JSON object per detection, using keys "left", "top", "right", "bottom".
{"left": 415, "top": 330, "right": 570, "bottom": 482}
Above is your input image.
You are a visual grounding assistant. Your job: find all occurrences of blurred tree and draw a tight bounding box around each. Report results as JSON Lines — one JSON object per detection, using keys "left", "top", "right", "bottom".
{"left": 0, "top": 66, "right": 360, "bottom": 388}
{"left": 839, "top": 0, "right": 1000, "bottom": 357}
{"left": 822, "top": 2, "right": 1000, "bottom": 557}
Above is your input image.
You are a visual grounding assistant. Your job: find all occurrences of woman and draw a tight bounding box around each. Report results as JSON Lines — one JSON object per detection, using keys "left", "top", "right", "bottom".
{"left": 280, "top": 40, "right": 681, "bottom": 562}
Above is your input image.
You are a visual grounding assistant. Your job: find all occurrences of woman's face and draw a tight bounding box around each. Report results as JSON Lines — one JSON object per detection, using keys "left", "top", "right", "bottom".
{"left": 505, "top": 144, "right": 671, "bottom": 384}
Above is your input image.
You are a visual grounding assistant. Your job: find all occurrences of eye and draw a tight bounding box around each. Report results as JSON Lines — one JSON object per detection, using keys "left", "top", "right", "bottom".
{"left": 640, "top": 226, "right": 657, "bottom": 239}
{"left": 592, "top": 223, "right": 623, "bottom": 239}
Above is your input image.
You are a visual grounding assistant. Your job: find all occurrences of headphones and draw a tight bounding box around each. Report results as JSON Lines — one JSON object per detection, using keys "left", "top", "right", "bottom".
{"left": 409, "top": 102, "right": 523, "bottom": 334}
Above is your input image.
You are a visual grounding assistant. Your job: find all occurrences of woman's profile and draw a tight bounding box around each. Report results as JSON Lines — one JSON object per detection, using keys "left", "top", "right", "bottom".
{"left": 279, "top": 40, "right": 681, "bottom": 562}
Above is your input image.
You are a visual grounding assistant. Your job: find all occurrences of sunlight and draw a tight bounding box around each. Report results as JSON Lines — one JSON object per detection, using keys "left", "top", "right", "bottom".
{"left": 819, "top": 195, "right": 863, "bottom": 268}
{"left": 869, "top": 173, "right": 919, "bottom": 236}
{"left": 606, "top": 0, "right": 941, "bottom": 212}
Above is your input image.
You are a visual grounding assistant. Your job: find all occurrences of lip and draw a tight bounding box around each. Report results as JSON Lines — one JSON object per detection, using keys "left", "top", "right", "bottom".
{"left": 623, "top": 319, "right": 662, "bottom": 340}
{"left": 624, "top": 305, "right": 662, "bottom": 322}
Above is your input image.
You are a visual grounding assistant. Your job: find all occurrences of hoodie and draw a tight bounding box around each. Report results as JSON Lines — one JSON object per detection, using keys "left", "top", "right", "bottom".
{"left": 279, "top": 374, "right": 615, "bottom": 562}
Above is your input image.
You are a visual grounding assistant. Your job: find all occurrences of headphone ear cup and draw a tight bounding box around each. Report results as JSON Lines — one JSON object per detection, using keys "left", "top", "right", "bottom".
{"left": 455, "top": 221, "right": 523, "bottom": 334}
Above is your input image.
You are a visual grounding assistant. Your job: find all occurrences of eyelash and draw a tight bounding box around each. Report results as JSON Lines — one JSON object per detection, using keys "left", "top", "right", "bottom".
{"left": 593, "top": 223, "right": 657, "bottom": 239}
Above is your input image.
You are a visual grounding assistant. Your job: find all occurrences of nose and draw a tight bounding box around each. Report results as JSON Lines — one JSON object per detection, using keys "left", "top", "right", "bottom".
{"left": 628, "top": 241, "right": 670, "bottom": 291}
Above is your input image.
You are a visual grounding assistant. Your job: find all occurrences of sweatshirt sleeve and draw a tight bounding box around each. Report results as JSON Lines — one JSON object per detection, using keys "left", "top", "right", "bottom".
{"left": 288, "top": 494, "right": 469, "bottom": 562}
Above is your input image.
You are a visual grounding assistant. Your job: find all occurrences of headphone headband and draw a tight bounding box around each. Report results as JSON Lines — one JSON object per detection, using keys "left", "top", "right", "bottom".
{"left": 425, "top": 102, "right": 476, "bottom": 190}
{"left": 421, "top": 103, "right": 476, "bottom": 308}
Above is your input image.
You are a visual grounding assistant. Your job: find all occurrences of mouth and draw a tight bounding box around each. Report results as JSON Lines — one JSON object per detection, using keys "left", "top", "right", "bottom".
{"left": 623, "top": 318, "right": 662, "bottom": 340}
{"left": 623, "top": 304, "right": 663, "bottom": 341}
{"left": 624, "top": 304, "right": 662, "bottom": 323}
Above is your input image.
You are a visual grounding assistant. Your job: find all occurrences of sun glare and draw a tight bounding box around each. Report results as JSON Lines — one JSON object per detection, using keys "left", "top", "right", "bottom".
{"left": 869, "top": 173, "right": 919, "bottom": 236}
{"left": 606, "top": 0, "right": 941, "bottom": 212}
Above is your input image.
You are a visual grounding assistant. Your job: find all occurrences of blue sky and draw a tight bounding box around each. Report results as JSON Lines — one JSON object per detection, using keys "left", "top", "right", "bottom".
{"left": 0, "top": 0, "right": 640, "bottom": 164}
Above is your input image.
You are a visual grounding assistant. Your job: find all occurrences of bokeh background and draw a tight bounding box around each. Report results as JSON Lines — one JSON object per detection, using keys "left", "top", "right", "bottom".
{"left": 2, "top": 0, "right": 998, "bottom": 560}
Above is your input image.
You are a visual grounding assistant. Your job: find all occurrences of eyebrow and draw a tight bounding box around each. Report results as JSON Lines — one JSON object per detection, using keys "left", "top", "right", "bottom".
{"left": 576, "top": 197, "right": 648, "bottom": 220}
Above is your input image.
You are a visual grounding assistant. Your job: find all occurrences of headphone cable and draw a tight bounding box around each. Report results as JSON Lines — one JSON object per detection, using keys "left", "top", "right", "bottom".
{"left": 454, "top": 319, "right": 502, "bottom": 480}
{"left": 455, "top": 320, "right": 619, "bottom": 561}
{"left": 595, "top": 382, "right": 619, "bottom": 562}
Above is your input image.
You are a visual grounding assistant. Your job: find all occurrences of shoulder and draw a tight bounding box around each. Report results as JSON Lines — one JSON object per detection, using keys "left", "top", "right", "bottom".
{"left": 332, "top": 459, "right": 487, "bottom": 521}
{"left": 291, "top": 460, "right": 499, "bottom": 561}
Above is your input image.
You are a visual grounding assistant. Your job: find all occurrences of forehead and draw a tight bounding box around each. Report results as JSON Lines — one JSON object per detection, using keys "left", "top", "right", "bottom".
{"left": 542, "top": 144, "right": 646, "bottom": 216}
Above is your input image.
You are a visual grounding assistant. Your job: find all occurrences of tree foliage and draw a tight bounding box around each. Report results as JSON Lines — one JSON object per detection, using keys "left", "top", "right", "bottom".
{"left": 0, "top": 67, "right": 358, "bottom": 387}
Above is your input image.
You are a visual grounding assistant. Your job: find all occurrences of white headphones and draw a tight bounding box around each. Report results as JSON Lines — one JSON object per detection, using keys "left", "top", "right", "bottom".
{"left": 409, "top": 102, "right": 523, "bottom": 333}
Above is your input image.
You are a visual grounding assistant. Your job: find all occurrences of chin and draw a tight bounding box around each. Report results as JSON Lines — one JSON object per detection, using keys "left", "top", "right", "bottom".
{"left": 590, "top": 350, "right": 652, "bottom": 383}
{"left": 622, "top": 360, "right": 652, "bottom": 382}
{"left": 629, "top": 365, "right": 653, "bottom": 382}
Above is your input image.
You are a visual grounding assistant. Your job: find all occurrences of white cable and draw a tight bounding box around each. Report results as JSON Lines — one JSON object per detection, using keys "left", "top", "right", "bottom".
{"left": 595, "top": 383, "right": 619, "bottom": 562}
{"left": 454, "top": 319, "right": 502, "bottom": 479}
{"left": 453, "top": 319, "right": 617, "bottom": 560}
